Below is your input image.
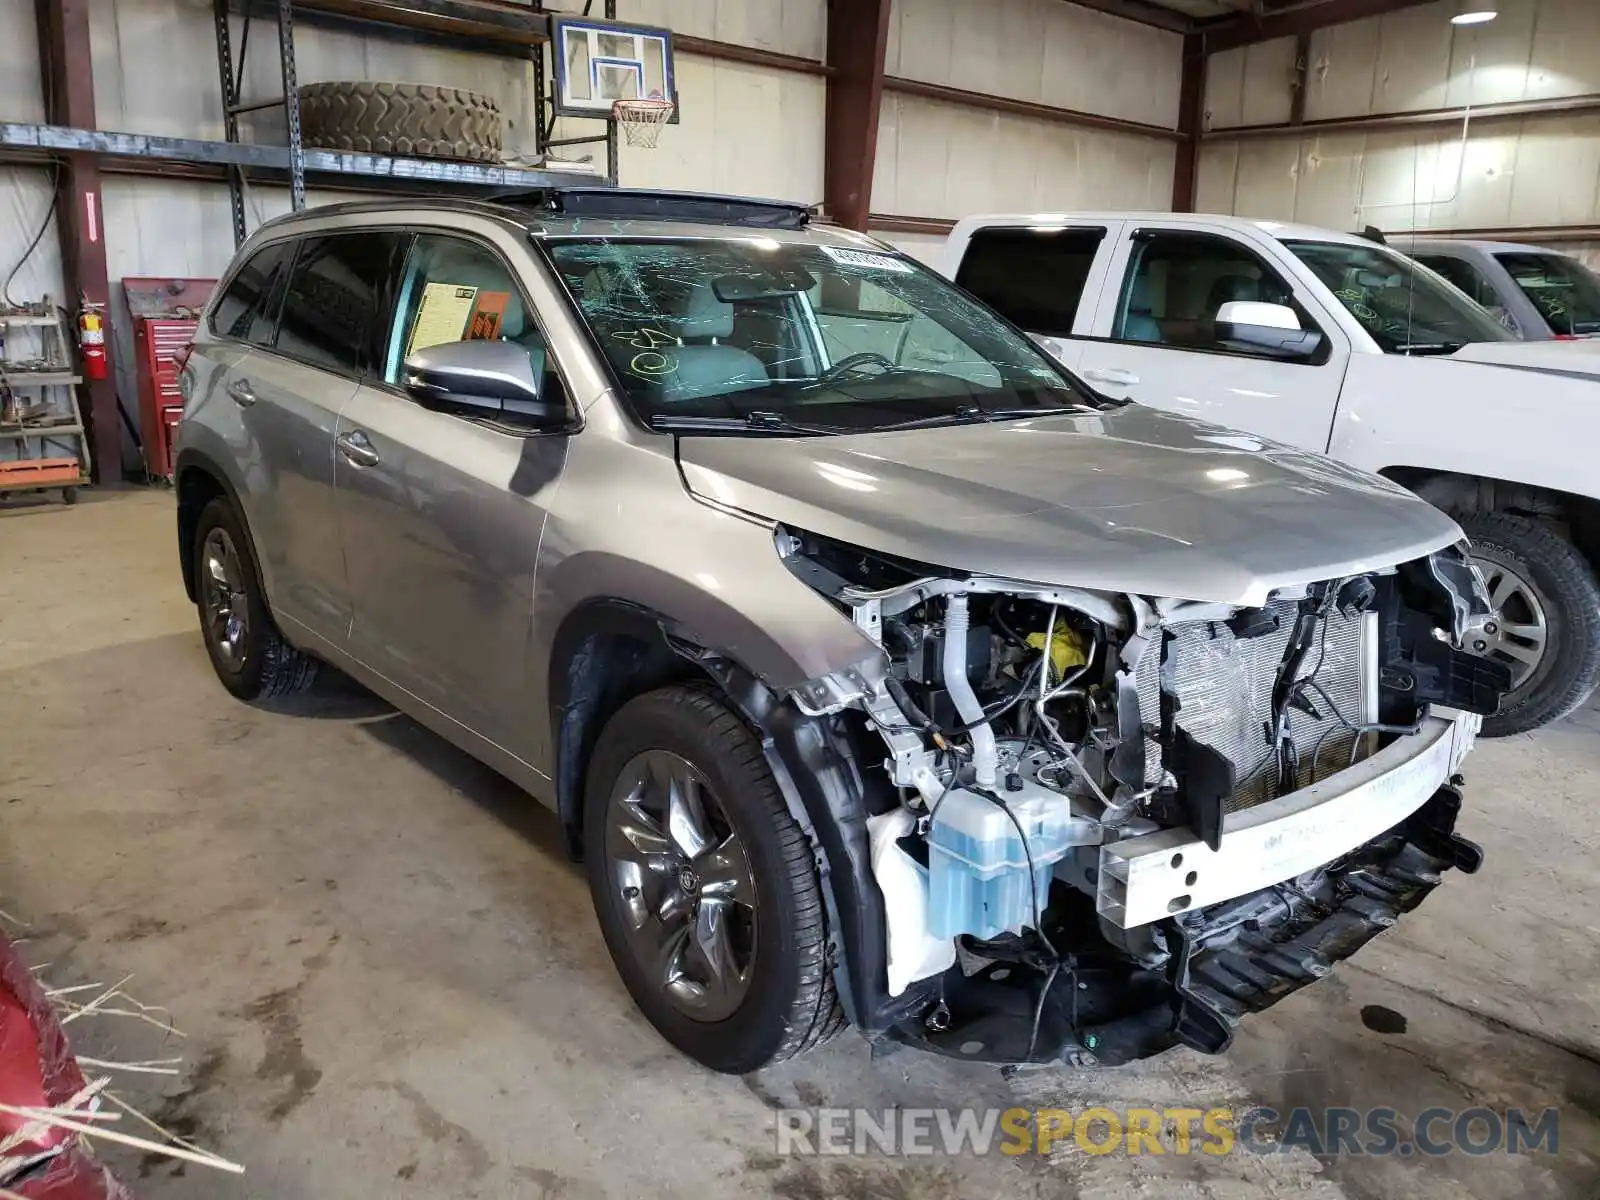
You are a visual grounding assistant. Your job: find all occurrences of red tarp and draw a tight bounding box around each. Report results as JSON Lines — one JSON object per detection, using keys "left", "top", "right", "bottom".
{"left": 0, "top": 931, "right": 133, "bottom": 1199}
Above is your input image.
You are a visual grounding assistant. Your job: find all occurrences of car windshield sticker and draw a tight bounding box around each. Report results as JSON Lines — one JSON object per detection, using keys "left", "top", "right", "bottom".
{"left": 407, "top": 282, "right": 479, "bottom": 356}
{"left": 820, "top": 246, "right": 915, "bottom": 274}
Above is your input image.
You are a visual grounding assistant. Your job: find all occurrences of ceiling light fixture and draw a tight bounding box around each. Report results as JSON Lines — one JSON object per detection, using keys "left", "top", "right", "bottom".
{"left": 1451, "top": 8, "right": 1498, "bottom": 24}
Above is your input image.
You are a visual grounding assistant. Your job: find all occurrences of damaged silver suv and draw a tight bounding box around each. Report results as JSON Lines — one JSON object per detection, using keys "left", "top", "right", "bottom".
{"left": 176, "top": 188, "right": 1507, "bottom": 1074}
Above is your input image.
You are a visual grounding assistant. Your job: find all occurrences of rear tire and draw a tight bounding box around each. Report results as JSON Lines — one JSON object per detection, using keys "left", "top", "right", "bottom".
{"left": 1460, "top": 511, "right": 1600, "bottom": 736}
{"left": 192, "top": 497, "right": 319, "bottom": 701}
{"left": 584, "top": 684, "right": 844, "bottom": 1073}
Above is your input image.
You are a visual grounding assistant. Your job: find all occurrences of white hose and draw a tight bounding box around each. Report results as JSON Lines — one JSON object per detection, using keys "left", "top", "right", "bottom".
{"left": 944, "top": 594, "right": 998, "bottom": 789}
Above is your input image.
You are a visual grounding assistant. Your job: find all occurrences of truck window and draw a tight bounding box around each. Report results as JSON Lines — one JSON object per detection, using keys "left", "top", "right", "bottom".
{"left": 954, "top": 227, "right": 1105, "bottom": 338}
{"left": 1285, "top": 240, "right": 1512, "bottom": 353}
{"left": 1411, "top": 253, "right": 1519, "bottom": 334}
{"left": 1111, "top": 232, "right": 1309, "bottom": 358}
{"left": 1495, "top": 251, "right": 1600, "bottom": 336}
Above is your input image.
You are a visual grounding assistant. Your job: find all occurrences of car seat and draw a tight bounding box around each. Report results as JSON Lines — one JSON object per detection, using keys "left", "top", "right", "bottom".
{"left": 656, "top": 285, "right": 770, "bottom": 404}
{"left": 1122, "top": 275, "right": 1162, "bottom": 343}
{"left": 1205, "top": 273, "right": 1263, "bottom": 316}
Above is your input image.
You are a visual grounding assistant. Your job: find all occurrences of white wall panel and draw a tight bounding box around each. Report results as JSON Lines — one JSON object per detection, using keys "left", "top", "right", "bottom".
{"left": 89, "top": 0, "right": 543, "bottom": 155}
{"left": 873, "top": 93, "right": 1175, "bottom": 219}
{"left": 886, "top": 0, "right": 1182, "bottom": 130}
{"left": 0, "top": 0, "right": 46, "bottom": 123}
{"left": 1205, "top": 38, "right": 1296, "bottom": 130}
{"left": 619, "top": 0, "right": 825, "bottom": 60}
{"left": 1200, "top": 0, "right": 1600, "bottom": 237}
{"left": 1197, "top": 113, "right": 1600, "bottom": 234}
{"left": 869, "top": 231, "right": 947, "bottom": 265}
{"left": 549, "top": 54, "right": 824, "bottom": 201}
{"left": 1304, "top": 0, "right": 1600, "bottom": 121}
{"left": 0, "top": 170, "right": 66, "bottom": 306}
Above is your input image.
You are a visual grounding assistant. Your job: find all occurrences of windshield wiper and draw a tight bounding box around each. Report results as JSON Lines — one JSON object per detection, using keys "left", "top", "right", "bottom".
{"left": 649, "top": 411, "right": 849, "bottom": 435}
{"left": 1395, "top": 342, "right": 1463, "bottom": 356}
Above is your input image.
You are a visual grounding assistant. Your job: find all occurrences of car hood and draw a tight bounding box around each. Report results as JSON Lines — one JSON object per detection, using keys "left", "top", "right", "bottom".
{"left": 1451, "top": 340, "right": 1600, "bottom": 377}
{"left": 676, "top": 406, "right": 1462, "bottom": 606}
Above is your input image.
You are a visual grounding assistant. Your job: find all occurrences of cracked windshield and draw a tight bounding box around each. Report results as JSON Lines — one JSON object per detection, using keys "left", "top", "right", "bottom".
{"left": 1285, "top": 239, "right": 1512, "bottom": 355}
{"left": 543, "top": 237, "right": 1095, "bottom": 431}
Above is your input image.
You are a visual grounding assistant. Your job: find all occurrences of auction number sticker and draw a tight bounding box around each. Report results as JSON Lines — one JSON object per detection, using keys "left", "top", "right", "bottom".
{"left": 820, "top": 246, "right": 915, "bottom": 274}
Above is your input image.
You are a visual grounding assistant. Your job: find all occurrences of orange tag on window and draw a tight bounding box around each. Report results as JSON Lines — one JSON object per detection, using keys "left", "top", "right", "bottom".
{"left": 467, "top": 291, "right": 510, "bottom": 340}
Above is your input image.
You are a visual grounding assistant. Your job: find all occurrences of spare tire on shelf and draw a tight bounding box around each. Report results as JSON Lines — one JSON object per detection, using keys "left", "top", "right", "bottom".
{"left": 297, "top": 82, "right": 503, "bottom": 164}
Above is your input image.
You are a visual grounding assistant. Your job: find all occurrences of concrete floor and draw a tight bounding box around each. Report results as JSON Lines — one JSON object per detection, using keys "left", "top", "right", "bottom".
{"left": 0, "top": 489, "right": 1596, "bottom": 1199}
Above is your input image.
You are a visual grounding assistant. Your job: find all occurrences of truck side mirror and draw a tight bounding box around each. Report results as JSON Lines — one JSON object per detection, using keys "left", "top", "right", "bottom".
{"left": 1214, "top": 301, "right": 1325, "bottom": 363}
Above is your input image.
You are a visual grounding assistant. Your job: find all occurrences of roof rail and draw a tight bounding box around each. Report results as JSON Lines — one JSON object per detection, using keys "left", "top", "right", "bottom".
{"left": 493, "top": 186, "right": 815, "bottom": 229}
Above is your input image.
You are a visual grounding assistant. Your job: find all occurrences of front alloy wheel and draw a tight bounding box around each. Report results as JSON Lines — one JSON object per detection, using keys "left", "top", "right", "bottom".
{"left": 604, "top": 749, "right": 757, "bottom": 1022}
{"left": 1460, "top": 511, "right": 1600, "bottom": 736}
{"left": 584, "top": 684, "right": 844, "bottom": 1073}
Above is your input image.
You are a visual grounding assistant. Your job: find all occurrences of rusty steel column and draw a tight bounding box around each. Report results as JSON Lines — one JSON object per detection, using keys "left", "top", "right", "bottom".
{"left": 823, "top": 0, "right": 891, "bottom": 232}
{"left": 36, "top": 0, "right": 123, "bottom": 483}
{"left": 1171, "top": 33, "right": 1206, "bottom": 213}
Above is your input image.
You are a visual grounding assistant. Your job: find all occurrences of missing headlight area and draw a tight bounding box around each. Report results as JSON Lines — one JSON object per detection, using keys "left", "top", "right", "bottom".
{"left": 775, "top": 528, "right": 1508, "bottom": 1065}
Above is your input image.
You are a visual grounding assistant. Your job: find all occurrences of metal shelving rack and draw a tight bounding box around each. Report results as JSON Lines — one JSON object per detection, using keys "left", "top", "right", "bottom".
{"left": 205, "top": 0, "right": 622, "bottom": 246}
{"left": 0, "top": 309, "right": 91, "bottom": 502}
{"left": 0, "top": 0, "right": 625, "bottom": 253}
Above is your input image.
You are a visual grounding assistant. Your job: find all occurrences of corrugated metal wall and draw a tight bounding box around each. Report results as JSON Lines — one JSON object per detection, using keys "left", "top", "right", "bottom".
{"left": 1198, "top": 0, "right": 1600, "bottom": 240}
{"left": 0, "top": 0, "right": 828, "bottom": 302}
{"left": 545, "top": 0, "right": 826, "bottom": 200}
{"left": 870, "top": 0, "right": 1181, "bottom": 227}
{"left": 0, "top": 0, "right": 825, "bottom": 459}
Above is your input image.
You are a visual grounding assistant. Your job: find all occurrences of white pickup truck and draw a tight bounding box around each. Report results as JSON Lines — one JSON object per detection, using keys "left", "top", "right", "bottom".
{"left": 936, "top": 212, "right": 1600, "bottom": 735}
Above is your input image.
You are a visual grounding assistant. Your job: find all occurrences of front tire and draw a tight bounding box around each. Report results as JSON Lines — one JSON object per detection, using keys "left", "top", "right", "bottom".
{"left": 1461, "top": 511, "right": 1600, "bottom": 736}
{"left": 192, "top": 496, "right": 319, "bottom": 701}
{"left": 584, "top": 684, "right": 844, "bottom": 1073}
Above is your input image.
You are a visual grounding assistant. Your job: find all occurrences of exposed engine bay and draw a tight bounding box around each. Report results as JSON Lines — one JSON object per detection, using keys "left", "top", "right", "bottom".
{"left": 773, "top": 527, "right": 1508, "bottom": 1064}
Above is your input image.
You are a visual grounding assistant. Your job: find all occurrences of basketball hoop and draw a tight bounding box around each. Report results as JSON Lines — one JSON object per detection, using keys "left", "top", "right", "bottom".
{"left": 612, "top": 98, "right": 675, "bottom": 149}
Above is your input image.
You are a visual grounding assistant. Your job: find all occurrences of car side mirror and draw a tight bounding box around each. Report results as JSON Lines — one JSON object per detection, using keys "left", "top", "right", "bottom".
{"left": 403, "top": 340, "right": 567, "bottom": 429}
{"left": 1214, "top": 300, "right": 1325, "bottom": 362}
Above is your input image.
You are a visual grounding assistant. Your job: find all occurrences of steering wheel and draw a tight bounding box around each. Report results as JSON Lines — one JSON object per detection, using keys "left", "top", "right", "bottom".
{"left": 814, "top": 351, "right": 898, "bottom": 386}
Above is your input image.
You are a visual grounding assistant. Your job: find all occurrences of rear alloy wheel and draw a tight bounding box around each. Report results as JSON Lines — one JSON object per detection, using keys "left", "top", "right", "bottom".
{"left": 192, "top": 497, "right": 320, "bottom": 701}
{"left": 1460, "top": 511, "right": 1600, "bottom": 736}
{"left": 585, "top": 685, "right": 844, "bottom": 1073}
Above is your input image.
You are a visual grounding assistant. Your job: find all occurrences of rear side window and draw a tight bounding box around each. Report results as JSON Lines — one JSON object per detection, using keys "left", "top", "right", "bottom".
{"left": 209, "top": 241, "right": 294, "bottom": 345}
{"left": 274, "top": 232, "right": 406, "bottom": 375}
{"left": 1413, "top": 254, "right": 1498, "bottom": 307}
{"left": 1496, "top": 251, "right": 1600, "bottom": 336}
{"left": 954, "top": 227, "right": 1106, "bottom": 337}
{"left": 1413, "top": 254, "right": 1519, "bottom": 333}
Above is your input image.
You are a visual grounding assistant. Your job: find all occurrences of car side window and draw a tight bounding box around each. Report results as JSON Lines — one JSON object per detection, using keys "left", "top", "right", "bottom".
{"left": 954, "top": 227, "right": 1106, "bottom": 337}
{"left": 274, "top": 232, "right": 404, "bottom": 376}
{"left": 209, "top": 240, "right": 295, "bottom": 346}
{"left": 1112, "top": 232, "right": 1313, "bottom": 358}
{"left": 384, "top": 234, "right": 563, "bottom": 403}
{"left": 1414, "top": 253, "right": 1519, "bottom": 333}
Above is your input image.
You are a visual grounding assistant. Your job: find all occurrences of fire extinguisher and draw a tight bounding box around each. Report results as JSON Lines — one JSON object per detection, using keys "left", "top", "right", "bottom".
{"left": 79, "top": 302, "right": 108, "bottom": 381}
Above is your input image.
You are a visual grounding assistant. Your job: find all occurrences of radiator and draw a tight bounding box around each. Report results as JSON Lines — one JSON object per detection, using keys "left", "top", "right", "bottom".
{"left": 1135, "top": 599, "right": 1378, "bottom": 812}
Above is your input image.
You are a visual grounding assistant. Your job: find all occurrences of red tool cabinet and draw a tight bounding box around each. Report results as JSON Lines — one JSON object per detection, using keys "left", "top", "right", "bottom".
{"left": 123, "top": 277, "right": 216, "bottom": 481}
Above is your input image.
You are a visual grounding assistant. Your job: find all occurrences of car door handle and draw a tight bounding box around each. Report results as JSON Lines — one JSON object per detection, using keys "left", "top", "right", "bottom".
{"left": 226, "top": 378, "right": 257, "bottom": 407}
{"left": 1085, "top": 367, "right": 1141, "bottom": 387}
{"left": 336, "top": 430, "right": 380, "bottom": 468}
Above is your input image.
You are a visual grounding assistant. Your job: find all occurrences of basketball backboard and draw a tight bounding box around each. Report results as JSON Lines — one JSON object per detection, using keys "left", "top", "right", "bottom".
{"left": 550, "top": 16, "right": 677, "bottom": 121}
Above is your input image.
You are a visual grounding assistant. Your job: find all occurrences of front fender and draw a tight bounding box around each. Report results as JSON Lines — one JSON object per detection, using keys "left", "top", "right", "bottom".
{"left": 1331, "top": 354, "right": 1600, "bottom": 501}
